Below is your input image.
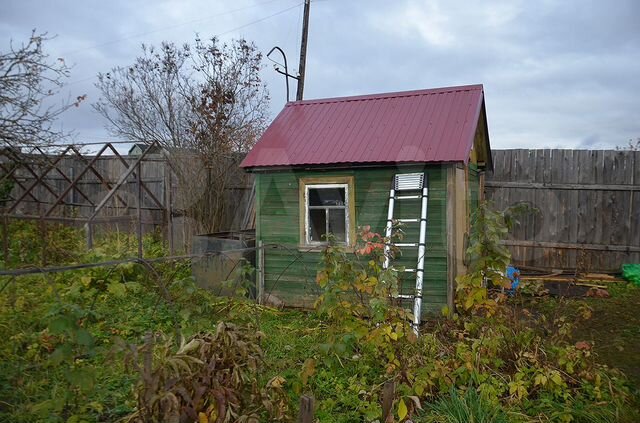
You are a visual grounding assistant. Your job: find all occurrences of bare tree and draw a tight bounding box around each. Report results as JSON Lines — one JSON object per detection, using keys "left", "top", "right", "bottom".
{"left": 616, "top": 138, "right": 640, "bottom": 151}
{"left": 94, "top": 37, "right": 269, "bottom": 234}
{"left": 0, "top": 30, "right": 85, "bottom": 148}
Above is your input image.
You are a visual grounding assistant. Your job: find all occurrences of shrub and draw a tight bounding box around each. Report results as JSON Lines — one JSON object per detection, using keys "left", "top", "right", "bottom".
{"left": 121, "top": 322, "right": 291, "bottom": 423}
{"left": 307, "top": 210, "right": 634, "bottom": 422}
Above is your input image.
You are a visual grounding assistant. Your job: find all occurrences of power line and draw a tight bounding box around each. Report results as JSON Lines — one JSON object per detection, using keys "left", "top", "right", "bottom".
{"left": 211, "top": 2, "right": 303, "bottom": 38}
{"left": 60, "top": 0, "right": 289, "bottom": 57}
{"left": 65, "top": 1, "right": 303, "bottom": 87}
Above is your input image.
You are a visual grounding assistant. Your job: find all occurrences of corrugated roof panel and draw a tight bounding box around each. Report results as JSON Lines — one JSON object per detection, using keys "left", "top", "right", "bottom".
{"left": 241, "top": 84, "right": 487, "bottom": 168}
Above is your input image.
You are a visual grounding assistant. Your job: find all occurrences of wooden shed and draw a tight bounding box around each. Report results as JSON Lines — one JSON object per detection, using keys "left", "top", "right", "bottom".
{"left": 241, "top": 84, "right": 492, "bottom": 317}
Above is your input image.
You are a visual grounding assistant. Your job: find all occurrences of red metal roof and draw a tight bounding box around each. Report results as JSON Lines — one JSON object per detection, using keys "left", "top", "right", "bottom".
{"left": 241, "top": 84, "right": 487, "bottom": 169}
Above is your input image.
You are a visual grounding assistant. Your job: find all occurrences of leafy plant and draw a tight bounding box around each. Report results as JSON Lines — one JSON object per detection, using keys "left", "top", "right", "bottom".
{"left": 456, "top": 201, "right": 535, "bottom": 315}
{"left": 315, "top": 226, "right": 415, "bottom": 372}
{"left": 120, "top": 322, "right": 290, "bottom": 423}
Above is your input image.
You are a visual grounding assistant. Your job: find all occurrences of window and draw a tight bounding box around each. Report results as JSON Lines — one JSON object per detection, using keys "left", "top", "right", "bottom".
{"left": 299, "top": 177, "right": 355, "bottom": 246}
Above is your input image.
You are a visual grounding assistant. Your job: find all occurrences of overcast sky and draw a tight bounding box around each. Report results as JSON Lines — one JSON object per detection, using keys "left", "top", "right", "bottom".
{"left": 1, "top": 0, "right": 639, "bottom": 150}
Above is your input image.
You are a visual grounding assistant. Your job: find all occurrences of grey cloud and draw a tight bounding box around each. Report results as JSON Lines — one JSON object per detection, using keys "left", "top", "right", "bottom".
{"left": 1, "top": 0, "right": 639, "bottom": 149}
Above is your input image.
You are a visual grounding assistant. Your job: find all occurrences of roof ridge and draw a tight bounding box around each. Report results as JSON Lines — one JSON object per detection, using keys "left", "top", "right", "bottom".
{"left": 287, "top": 84, "right": 483, "bottom": 107}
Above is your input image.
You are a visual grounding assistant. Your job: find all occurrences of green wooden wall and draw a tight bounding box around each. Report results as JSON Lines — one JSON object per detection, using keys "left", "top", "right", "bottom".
{"left": 255, "top": 165, "right": 449, "bottom": 316}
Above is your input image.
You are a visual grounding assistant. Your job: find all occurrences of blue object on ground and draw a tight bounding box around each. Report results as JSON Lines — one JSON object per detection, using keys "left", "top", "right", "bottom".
{"left": 506, "top": 265, "right": 520, "bottom": 296}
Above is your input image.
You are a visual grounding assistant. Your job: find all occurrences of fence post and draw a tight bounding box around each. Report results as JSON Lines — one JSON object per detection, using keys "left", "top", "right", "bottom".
{"left": 257, "top": 240, "right": 264, "bottom": 304}
{"left": 164, "top": 161, "right": 174, "bottom": 256}
{"left": 136, "top": 162, "right": 143, "bottom": 259}
{"left": 40, "top": 216, "right": 47, "bottom": 267}
{"left": 86, "top": 220, "right": 93, "bottom": 249}
{"left": 3, "top": 215, "right": 9, "bottom": 264}
{"left": 297, "top": 395, "right": 314, "bottom": 423}
{"left": 382, "top": 380, "right": 395, "bottom": 423}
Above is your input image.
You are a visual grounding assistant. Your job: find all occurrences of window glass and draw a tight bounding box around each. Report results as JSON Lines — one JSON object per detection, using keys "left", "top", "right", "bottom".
{"left": 308, "top": 187, "right": 345, "bottom": 206}
{"left": 308, "top": 208, "right": 326, "bottom": 242}
{"left": 328, "top": 209, "right": 346, "bottom": 242}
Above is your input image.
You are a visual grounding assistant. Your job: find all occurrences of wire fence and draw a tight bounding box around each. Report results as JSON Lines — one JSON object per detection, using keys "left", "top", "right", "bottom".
{"left": 0, "top": 242, "right": 327, "bottom": 311}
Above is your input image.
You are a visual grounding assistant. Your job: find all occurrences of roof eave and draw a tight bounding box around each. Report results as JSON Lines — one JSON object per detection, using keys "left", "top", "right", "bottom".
{"left": 242, "top": 160, "right": 465, "bottom": 173}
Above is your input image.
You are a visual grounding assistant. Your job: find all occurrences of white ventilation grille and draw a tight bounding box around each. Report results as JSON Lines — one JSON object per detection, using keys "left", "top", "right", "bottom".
{"left": 394, "top": 173, "right": 424, "bottom": 191}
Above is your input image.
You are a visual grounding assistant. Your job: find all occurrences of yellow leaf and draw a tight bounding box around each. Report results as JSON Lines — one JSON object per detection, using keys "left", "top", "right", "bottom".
{"left": 268, "top": 375, "right": 286, "bottom": 388}
{"left": 198, "top": 412, "right": 208, "bottom": 423}
{"left": 441, "top": 305, "right": 450, "bottom": 317}
{"left": 315, "top": 271, "right": 328, "bottom": 287}
{"left": 508, "top": 382, "right": 518, "bottom": 395}
{"left": 464, "top": 295, "right": 475, "bottom": 310}
{"left": 550, "top": 371, "right": 563, "bottom": 386}
{"left": 397, "top": 398, "right": 408, "bottom": 420}
{"left": 534, "top": 373, "right": 547, "bottom": 386}
{"left": 300, "top": 358, "right": 316, "bottom": 386}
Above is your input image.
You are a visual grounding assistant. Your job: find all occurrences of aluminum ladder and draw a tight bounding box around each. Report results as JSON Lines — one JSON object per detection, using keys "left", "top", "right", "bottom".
{"left": 383, "top": 173, "right": 429, "bottom": 332}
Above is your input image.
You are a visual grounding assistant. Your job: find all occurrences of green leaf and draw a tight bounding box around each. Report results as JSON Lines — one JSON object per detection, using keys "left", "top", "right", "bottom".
{"left": 65, "top": 367, "right": 95, "bottom": 392}
{"left": 75, "top": 328, "right": 94, "bottom": 347}
{"left": 50, "top": 344, "right": 72, "bottom": 365}
{"left": 414, "top": 383, "right": 424, "bottom": 396}
{"left": 107, "top": 281, "right": 126, "bottom": 297}
{"left": 49, "top": 315, "right": 73, "bottom": 335}
{"left": 31, "top": 399, "right": 55, "bottom": 416}
{"left": 179, "top": 309, "right": 191, "bottom": 322}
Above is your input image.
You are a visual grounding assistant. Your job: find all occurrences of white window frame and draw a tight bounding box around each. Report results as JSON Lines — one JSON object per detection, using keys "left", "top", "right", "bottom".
{"left": 304, "top": 183, "right": 350, "bottom": 246}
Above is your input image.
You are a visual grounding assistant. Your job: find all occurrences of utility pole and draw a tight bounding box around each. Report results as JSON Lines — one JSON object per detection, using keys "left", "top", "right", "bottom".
{"left": 296, "top": 0, "right": 311, "bottom": 101}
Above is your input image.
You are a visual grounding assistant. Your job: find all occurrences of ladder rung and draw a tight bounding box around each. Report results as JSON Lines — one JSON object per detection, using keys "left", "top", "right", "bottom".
{"left": 394, "top": 294, "right": 414, "bottom": 299}
{"left": 395, "top": 243, "right": 417, "bottom": 247}
{"left": 395, "top": 195, "right": 420, "bottom": 200}
{"left": 404, "top": 268, "right": 416, "bottom": 273}
{"left": 397, "top": 218, "right": 418, "bottom": 223}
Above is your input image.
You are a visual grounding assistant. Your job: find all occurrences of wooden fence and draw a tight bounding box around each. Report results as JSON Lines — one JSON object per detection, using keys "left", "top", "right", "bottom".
{"left": 485, "top": 149, "right": 640, "bottom": 272}
{"left": 5, "top": 146, "right": 639, "bottom": 272}
{"left": 1, "top": 145, "right": 254, "bottom": 254}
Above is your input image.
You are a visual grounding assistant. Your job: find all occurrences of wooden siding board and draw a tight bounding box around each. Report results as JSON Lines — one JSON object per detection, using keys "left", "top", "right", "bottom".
{"left": 256, "top": 165, "right": 450, "bottom": 315}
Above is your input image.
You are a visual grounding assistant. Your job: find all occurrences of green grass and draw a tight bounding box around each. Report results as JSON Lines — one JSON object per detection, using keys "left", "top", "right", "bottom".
{"left": 2, "top": 275, "right": 639, "bottom": 422}
{"left": 1, "top": 222, "right": 639, "bottom": 422}
{"left": 422, "top": 389, "right": 512, "bottom": 423}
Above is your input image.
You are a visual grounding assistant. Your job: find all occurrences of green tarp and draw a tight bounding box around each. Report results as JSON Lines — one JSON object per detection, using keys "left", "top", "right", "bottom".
{"left": 621, "top": 264, "right": 640, "bottom": 286}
